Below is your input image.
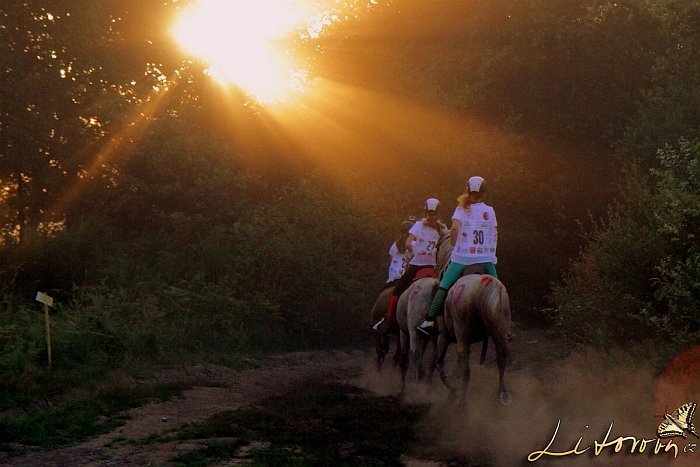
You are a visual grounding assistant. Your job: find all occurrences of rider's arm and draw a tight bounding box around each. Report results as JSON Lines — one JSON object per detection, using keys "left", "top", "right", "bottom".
{"left": 405, "top": 234, "right": 416, "bottom": 252}
{"left": 450, "top": 219, "right": 461, "bottom": 246}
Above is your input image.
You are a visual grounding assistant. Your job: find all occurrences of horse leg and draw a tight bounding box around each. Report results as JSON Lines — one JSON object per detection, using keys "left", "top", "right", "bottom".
{"left": 416, "top": 335, "right": 429, "bottom": 382}
{"left": 376, "top": 333, "right": 389, "bottom": 372}
{"left": 495, "top": 337, "right": 512, "bottom": 406}
{"left": 392, "top": 335, "right": 401, "bottom": 369}
{"left": 399, "top": 330, "right": 410, "bottom": 400}
{"left": 411, "top": 348, "right": 421, "bottom": 382}
{"left": 457, "top": 349, "right": 471, "bottom": 407}
{"left": 435, "top": 333, "right": 457, "bottom": 398}
{"left": 399, "top": 353, "right": 409, "bottom": 400}
{"left": 426, "top": 334, "right": 438, "bottom": 384}
{"left": 399, "top": 351, "right": 409, "bottom": 400}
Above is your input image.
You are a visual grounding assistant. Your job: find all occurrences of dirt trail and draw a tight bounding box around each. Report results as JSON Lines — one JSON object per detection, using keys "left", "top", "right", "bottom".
{"left": 0, "top": 327, "right": 607, "bottom": 466}
{"left": 0, "top": 349, "right": 373, "bottom": 466}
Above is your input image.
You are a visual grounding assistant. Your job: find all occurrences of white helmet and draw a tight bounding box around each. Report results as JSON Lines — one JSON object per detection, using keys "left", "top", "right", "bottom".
{"left": 467, "top": 176, "right": 486, "bottom": 194}
{"left": 425, "top": 198, "right": 440, "bottom": 212}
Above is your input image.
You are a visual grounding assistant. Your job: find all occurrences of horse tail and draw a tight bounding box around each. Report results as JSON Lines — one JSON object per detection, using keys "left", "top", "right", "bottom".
{"left": 479, "top": 338, "right": 488, "bottom": 365}
{"left": 480, "top": 276, "right": 501, "bottom": 314}
{"left": 480, "top": 278, "right": 512, "bottom": 340}
{"left": 498, "top": 282, "right": 511, "bottom": 324}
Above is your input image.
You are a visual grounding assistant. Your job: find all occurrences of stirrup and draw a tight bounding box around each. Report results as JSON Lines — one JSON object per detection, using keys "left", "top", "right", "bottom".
{"left": 371, "top": 317, "right": 385, "bottom": 331}
{"left": 417, "top": 318, "right": 437, "bottom": 336}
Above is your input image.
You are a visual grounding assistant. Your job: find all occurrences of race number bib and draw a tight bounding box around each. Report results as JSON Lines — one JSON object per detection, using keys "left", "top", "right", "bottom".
{"left": 453, "top": 204, "right": 497, "bottom": 260}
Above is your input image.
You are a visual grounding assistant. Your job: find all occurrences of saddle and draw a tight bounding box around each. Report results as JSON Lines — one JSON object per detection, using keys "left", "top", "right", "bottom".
{"left": 414, "top": 267, "right": 436, "bottom": 281}
{"left": 460, "top": 263, "right": 489, "bottom": 277}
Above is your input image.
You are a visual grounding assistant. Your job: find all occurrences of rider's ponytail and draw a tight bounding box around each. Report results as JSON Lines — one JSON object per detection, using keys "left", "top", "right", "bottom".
{"left": 396, "top": 233, "right": 409, "bottom": 254}
{"left": 422, "top": 217, "right": 441, "bottom": 231}
{"left": 458, "top": 192, "right": 475, "bottom": 208}
{"left": 458, "top": 188, "right": 485, "bottom": 208}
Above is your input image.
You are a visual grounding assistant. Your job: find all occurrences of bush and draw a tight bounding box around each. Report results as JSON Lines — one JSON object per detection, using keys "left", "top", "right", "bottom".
{"left": 551, "top": 140, "right": 700, "bottom": 351}
{"left": 0, "top": 175, "right": 388, "bottom": 392}
{"left": 652, "top": 140, "right": 700, "bottom": 341}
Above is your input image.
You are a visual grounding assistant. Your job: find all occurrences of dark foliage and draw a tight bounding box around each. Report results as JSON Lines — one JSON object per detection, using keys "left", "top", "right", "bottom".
{"left": 1, "top": 0, "right": 698, "bottom": 398}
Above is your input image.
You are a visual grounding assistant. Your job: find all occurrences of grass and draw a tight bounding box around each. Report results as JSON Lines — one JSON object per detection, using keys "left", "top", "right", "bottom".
{"left": 0, "top": 345, "right": 270, "bottom": 452}
{"left": 170, "top": 381, "right": 429, "bottom": 466}
{"left": 0, "top": 378, "right": 191, "bottom": 451}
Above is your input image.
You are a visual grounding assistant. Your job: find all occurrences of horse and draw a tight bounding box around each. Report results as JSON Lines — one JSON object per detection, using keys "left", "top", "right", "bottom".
{"left": 370, "top": 286, "right": 400, "bottom": 371}
{"left": 396, "top": 274, "right": 439, "bottom": 397}
{"left": 435, "top": 273, "right": 513, "bottom": 406}
{"left": 394, "top": 235, "right": 452, "bottom": 398}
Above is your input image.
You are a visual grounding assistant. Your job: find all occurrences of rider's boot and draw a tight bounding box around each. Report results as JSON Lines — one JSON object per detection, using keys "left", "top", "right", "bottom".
{"left": 370, "top": 316, "right": 385, "bottom": 331}
{"left": 416, "top": 317, "right": 437, "bottom": 336}
{"left": 373, "top": 294, "right": 398, "bottom": 333}
{"left": 417, "top": 287, "right": 447, "bottom": 336}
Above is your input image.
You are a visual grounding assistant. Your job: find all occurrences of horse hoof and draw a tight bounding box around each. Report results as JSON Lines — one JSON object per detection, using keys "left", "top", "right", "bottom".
{"left": 499, "top": 391, "right": 512, "bottom": 406}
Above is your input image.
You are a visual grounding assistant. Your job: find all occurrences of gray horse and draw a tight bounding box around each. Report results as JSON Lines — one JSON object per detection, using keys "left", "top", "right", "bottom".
{"left": 394, "top": 235, "right": 452, "bottom": 397}
{"left": 436, "top": 273, "right": 513, "bottom": 406}
{"left": 396, "top": 276, "right": 439, "bottom": 396}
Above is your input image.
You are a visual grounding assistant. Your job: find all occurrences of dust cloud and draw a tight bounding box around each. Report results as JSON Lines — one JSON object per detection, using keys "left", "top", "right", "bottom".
{"left": 358, "top": 341, "right": 700, "bottom": 466}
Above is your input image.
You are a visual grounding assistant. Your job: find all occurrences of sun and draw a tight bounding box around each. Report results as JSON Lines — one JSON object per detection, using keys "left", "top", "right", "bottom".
{"left": 171, "top": 0, "right": 314, "bottom": 104}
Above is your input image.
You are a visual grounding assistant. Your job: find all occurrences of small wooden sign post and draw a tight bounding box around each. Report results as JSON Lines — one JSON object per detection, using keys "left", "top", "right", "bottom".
{"left": 35, "top": 291, "right": 54, "bottom": 369}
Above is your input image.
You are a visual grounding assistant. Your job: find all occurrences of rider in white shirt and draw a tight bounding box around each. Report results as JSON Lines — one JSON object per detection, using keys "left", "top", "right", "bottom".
{"left": 385, "top": 221, "right": 413, "bottom": 286}
{"left": 417, "top": 177, "right": 498, "bottom": 335}
{"left": 372, "top": 198, "right": 447, "bottom": 333}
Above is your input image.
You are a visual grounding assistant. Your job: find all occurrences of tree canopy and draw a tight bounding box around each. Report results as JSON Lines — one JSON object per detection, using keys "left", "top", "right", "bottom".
{"left": 1, "top": 0, "right": 698, "bottom": 382}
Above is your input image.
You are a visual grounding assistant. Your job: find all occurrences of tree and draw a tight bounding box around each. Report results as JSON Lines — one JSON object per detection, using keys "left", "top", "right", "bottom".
{"left": 551, "top": 140, "right": 700, "bottom": 350}
{"left": 0, "top": 1, "right": 186, "bottom": 243}
{"left": 617, "top": 0, "right": 700, "bottom": 165}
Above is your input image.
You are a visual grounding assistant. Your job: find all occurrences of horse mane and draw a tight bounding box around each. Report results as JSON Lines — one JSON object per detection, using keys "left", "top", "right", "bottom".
{"left": 435, "top": 235, "right": 453, "bottom": 279}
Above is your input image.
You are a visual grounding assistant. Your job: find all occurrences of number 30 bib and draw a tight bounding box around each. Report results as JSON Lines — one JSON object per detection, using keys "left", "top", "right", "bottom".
{"left": 452, "top": 203, "right": 498, "bottom": 265}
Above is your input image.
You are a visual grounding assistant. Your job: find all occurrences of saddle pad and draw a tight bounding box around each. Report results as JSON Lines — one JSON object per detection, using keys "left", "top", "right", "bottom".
{"left": 415, "top": 267, "right": 436, "bottom": 280}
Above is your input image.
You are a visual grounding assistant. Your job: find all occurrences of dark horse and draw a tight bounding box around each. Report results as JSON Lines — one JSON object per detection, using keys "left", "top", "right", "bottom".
{"left": 435, "top": 273, "right": 513, "bottom": 406}
{"left": 370, "top": 286, "right": 400, "bottom": 371}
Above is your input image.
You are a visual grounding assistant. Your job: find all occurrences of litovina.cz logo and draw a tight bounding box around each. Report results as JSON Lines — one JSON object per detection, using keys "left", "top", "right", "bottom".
{"left": 527, "top": 402, "right": 698, "bottom": 462}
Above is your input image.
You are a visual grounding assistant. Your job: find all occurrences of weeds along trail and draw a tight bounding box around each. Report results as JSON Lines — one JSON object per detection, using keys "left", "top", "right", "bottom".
{"left": 5, "top": 326, "right": 677, "bottom": 467}
{"left": 0, "top": 349, "right": 373, "bottom": 466}
{"left": 0, "top": 327, "right": 567, "bottom": 466}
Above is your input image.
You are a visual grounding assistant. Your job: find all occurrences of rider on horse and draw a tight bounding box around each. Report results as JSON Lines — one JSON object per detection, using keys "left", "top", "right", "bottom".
{"left": 384, "top": 220, "right": 415, "bottom": 289}
{"left": 372, "top": 198, "right": 448, "bottom": 334}
{"left": 417, "top": 176, "right": 498, "bottom": 336}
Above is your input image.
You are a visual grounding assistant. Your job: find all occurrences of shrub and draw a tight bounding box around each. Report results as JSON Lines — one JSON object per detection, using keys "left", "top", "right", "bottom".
{"left": 551, "top": 140, "right": 699, "bottom": 351}
{"left": 0, "top": 175, "right": 388, "bottom": 392}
